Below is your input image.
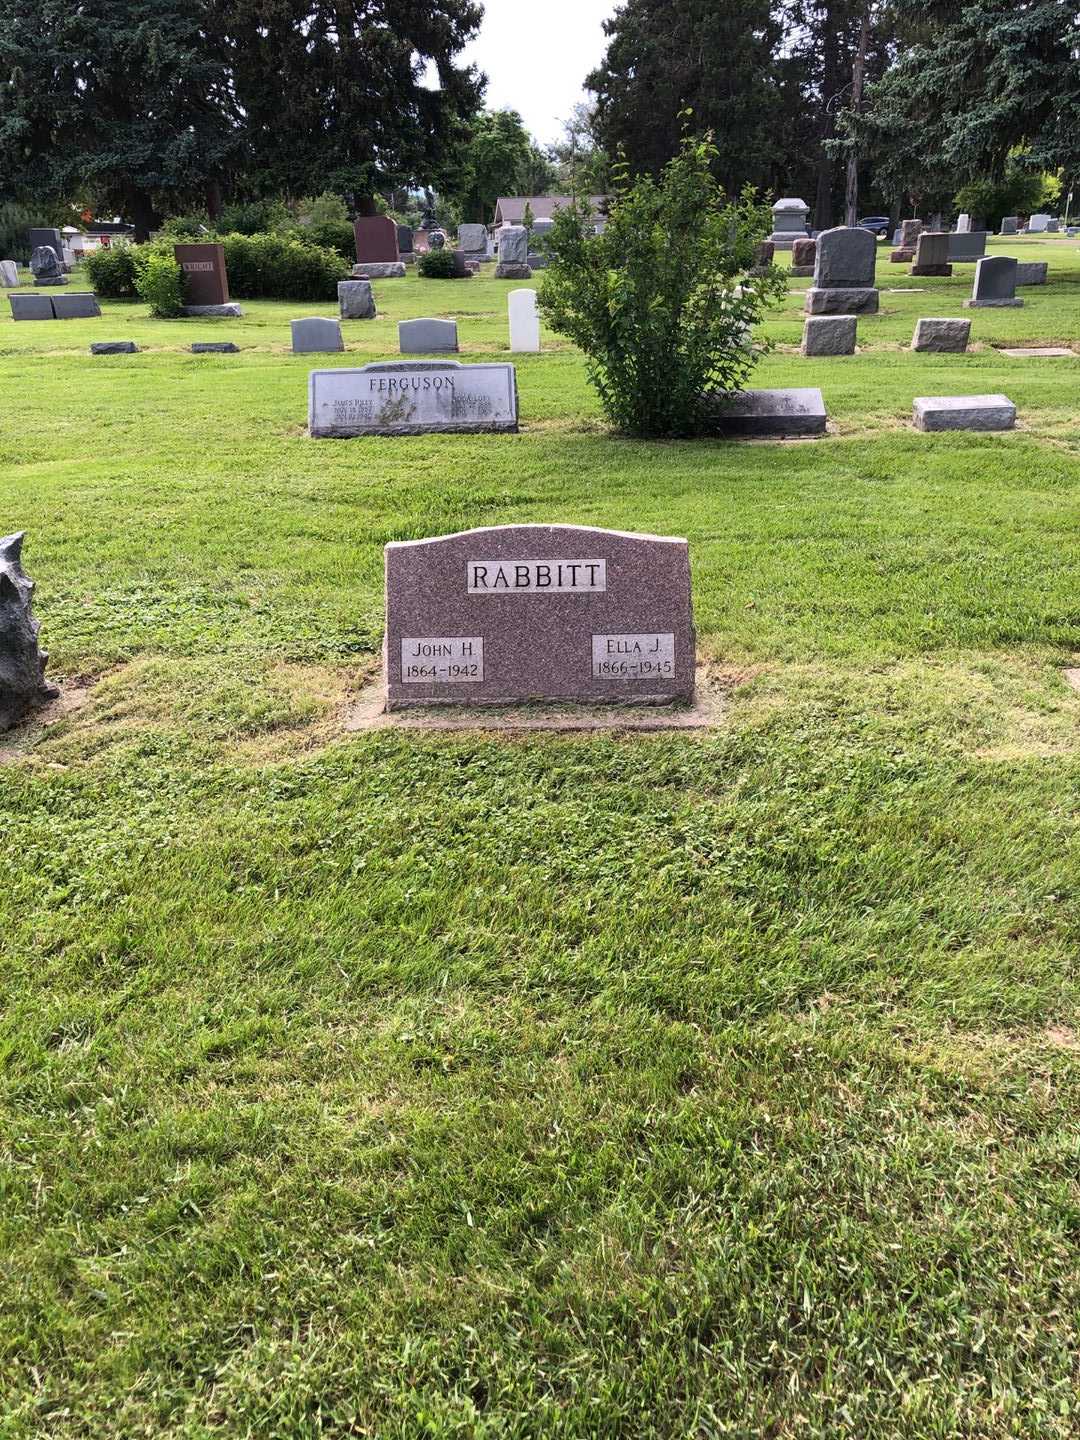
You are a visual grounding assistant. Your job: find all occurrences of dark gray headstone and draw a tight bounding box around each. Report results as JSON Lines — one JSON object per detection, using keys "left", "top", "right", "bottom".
{"left": 804, "top": 286, "right": 879, "bottom": 315}
{"left": 1000, "top": 217, "right": 1018, "bottom": 235}
{"left": 90, "top": 341, "right": 138, "bottom": 353}
{"left": 396, "top": 225, "right": 414, "bottom": 254}
{"left": 1015, "top": 262, "right": 1048, "bottom": 286}
{"left": 701, "top": 387, "right": 827, "bottom": 437}
{"left": 965, "top": 255, "right": 1022, "bottom": 308}
{"left": 28, "top": 229, "right": 65, "bottom": 269}
{"left": 813, "top": 226, "right": 876, "bottom": 288}
{"left": 947, "top": 231, "right": 988, "bottom": 261}
{"left": 384, "top": 524, "right": 695, "bottom": 710}
{"left": 0, "top": 532, "right": 59, "bottom": 732}
{"left": 30, "top": 246, "right": 67, "bottom": 285}
{"left": 51, "top": 292, "right": 101, "bottom": 319}
{"left": 801, "top": 314, "right": 857, "bottom": 356}
{"left": 399, "top": 317, "right": 459, "bottom": 354}
{"left": 309, "top": 361, "right": 518, "bottom": 437}
{"left": 499, "top": 226, "right": 529, "bottom": 266}
{"left": 9, "top": 293, "right": 55, "bottom": 320}
{"left": 910, "top": 231, "right": 952, "bottom": 276}
{"left": 191, "top": 342, "right": 239, "bottom": 353}
{"left": 458, "top": 223, "right": 487, "bottom": 256}
{"left": 291, "top": 316, "right": 344, "bottom": 352}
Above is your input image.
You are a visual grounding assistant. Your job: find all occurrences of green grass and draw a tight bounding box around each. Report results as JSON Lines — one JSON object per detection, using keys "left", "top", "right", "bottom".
{"left": 1, "top": 235, "right": 1079, "bottom": 1439}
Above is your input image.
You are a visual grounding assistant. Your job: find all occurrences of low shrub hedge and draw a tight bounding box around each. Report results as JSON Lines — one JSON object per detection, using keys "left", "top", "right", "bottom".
{"left": 86, "top": 232, "right": 350, "bottom": 302}
{"left": 417, "top": 248, "right": 459, "bottom": 279}
{"left": 84, "top": 244, "right": 141, "bottom": 298}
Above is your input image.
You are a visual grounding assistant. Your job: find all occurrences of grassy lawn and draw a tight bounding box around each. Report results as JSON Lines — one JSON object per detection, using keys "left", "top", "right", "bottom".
{"left": 1, "top": 234, "right": 1078, "bottom": 1438}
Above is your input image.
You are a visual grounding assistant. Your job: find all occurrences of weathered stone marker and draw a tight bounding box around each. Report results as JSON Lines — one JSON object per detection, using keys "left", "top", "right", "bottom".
{"left": 30, "top": 247, "right": 68, "bottom": 286}
{"left": 458, "top": 223, "right": 488, "bottom": 256}
{"left": 399, "top": 317, "right": 459, "bottom": 354}
{"left": 291, "top": 317, "right": 344, "bottom": 353}
{"left": 913, "top": 395, "right": 1016, "bottom": 432}
{"left": 1014, "top": 262, "right": 1048, "bottom": 286}
{"left": 801, "top": 314, "right": 856, "bottom": 356}
{"left": 0, "top": 260, "right": 19, "bottom": 287}
{"left": 910, "top": 231, "right": 952, "bottom": 277}
{"left": 90, "top": 340, "right": 138, "bottom": 354}
{"left": 0, "top": 533, "right": 59, "bottom": 731}
{"left": 948, "top": 231, "right": 988, "bottom": 262}
{"left": 338, "top": 280, "right": 375, "bottom": 319}
{"left": 767, "top": 198, "right": 810, "bottom": 249}
{"left": 354, "top": 216, "right": 399, "bottom": 264}
{"left": 309, "top": 361, "right": 518, "bottom": 437}
{"left": 174, "top": 243, "right": 230, "bottom": 307}
{"left": 496, "top": 225, "right": 531, "bottom": 279}
{"left": 805, "top": 226, "right": 879, "bottom": 314}
{"left": 911, "top": 318, "right": 970, "bottom": 353}
{"left": 383, "top": 524, "right": 694, "bottom": 709}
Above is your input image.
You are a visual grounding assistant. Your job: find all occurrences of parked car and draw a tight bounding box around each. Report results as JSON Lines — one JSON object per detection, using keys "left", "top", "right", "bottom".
{"left": 857, "top": 216, "right": 892, "bottom": 238}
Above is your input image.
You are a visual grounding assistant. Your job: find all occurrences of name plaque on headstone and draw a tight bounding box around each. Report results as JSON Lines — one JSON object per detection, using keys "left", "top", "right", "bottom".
{"left": 309, "top": 361, "right": 518, "bottom": 437}
{"left": 384, "top": 524, "right": 694, "bottom": 709}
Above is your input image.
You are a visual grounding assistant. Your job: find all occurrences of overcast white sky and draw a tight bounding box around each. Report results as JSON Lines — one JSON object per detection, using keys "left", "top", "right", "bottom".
{"left": 459, "top": 0, "right": 619, "bottom": 146}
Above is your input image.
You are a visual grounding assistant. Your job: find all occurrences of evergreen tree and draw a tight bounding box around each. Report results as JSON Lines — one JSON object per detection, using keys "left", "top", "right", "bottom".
{"left": 449, "top": 109, "right": 546, "bottom": 223}
{"left": 0, "top": 0, "right": 239, "bottom": 238}
{"left": 853, "top": 0, "right": 1080, "bottom": 201}
{"left": 215, "top": 0, "right": 484, "bottom": 213}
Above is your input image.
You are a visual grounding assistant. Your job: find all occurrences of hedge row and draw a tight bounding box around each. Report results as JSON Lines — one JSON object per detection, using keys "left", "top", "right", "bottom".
{"left": 85, "top": 232, "right": 350, "bottom": 302}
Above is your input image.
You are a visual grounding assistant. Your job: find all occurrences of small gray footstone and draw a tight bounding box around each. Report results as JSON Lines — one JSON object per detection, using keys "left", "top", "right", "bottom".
{"left": 702, "top": 387, "right": 827, "bottom": 438}
{"left": 399, "top": 317, "right": 459, "bottom": 354}
{"left": 338, "top": 280, "right": 376, "bottom": 319}
{"left": 801, "top": 314, "right": 857, "bottom": 356}
{"left": 191, "top": 342, "right": 239, "bottom": 353}
{"left": 181, "top": 303, "right": 243, "bottom": 317}
{"left": 51, "top": 292, "right": 101, "bottom": 319}
{"left": 90, "top": 341, "right": 138, "bottom": 353}
{"left": 998, "top": 347, "right": 1073, "bottom": 359}
{"left": 9, "top": 293, "right": 54, "bottom": 320}
{"left": 805, "top": 286, "right": 879, "bottom": 315}
{"left": 912, "top": 394, "right": 1015, "bottom": 432}
{"left": 495, "top": 263, "right": 532, "bottom": 280}
{"left": 291, "top": 317, "right": 344, "bottom": 353}
{"left": 911, "top": 318, "right": 971, "bottom": 353}
{"left": 789, "top": 264, "right": 814, "bottom": 277}
{"left": 1014, "top": 262, "right": 1048, "bottom": 286}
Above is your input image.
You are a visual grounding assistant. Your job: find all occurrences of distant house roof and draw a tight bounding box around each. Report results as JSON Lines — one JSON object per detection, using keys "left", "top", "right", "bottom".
{"left": 492, "top": 196, "right": 609, "bottom": 227}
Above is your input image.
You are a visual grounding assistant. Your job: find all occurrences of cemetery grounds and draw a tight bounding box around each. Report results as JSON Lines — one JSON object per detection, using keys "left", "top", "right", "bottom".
{"left": 1, "top": 234, "right": 1078, "bottom": 1438}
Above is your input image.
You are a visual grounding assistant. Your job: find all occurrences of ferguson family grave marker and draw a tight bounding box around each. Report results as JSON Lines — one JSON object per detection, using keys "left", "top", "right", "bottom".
{"left": 309, "top": 361, "right": 518, "bottom": 436}
{"left": 383, "top": 524, "right": 694, "bottom": 710}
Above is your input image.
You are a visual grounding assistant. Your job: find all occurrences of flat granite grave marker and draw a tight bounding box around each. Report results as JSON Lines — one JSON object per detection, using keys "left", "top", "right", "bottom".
{"left": 913, "top": 394, "right": 1015, "bottom": 431}
{"left": 174, "top": 243, "right": 230, "bottom": 307}
{"left": 383, "top": 524, "right": 694, "bottom": 709}
{"left": 191, "top": 341, "right": 239, "bottom": 353}
{"left": 965, "top": 256, "right": 1022, "bottom": 308}
{"left": 309, "top": 360, "right": 518, "bottom": 437}
{"left": 701, "top": 387, "right": 827, "bottom": 437}
{"left": 90, "top": 340, "right": 138, "bottom": 354}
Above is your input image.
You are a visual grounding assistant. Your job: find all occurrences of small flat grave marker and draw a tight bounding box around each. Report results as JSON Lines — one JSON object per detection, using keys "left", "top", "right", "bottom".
{"left": 384, "top": 524, "right": 694, "bottom": 709}
{"left": 913, "top": 394, "right": 1015, "bottom": 432}
{"left": 998, "top": 347, "right": 1073, "bottom": 359}
{"left": 309, "top": 361, "right": 518, "bottom": 437}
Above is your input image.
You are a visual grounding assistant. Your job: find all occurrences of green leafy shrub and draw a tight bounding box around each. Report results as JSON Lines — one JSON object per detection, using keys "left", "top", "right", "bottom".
{"left": 537, "top": 134, "right": 786, "bottom": 437}
{"left": 0, "top": 202, "right": 67, "bottom": 263}
{"left": 299, "top": 191, "right": 350, "bottom": 225}
{"left": 83, "top": 243, "right": 141, "bottom": 298}
{"left": 135, "top": 252, "right": 184, "bottom": 317}
{"left": 304, "top": 220, "right": 355, "bottom": 261}
{"left": 954, "top": 162, "right": 1055, "bottom": 231}
{"left": 220, "top": 233, "right": 349, "bottom": 299}
{"left": 158, "top": 212, "right": 213, "bottom": 239}
{"left": 417, "top": 248, "right": 459, "bottom": 279}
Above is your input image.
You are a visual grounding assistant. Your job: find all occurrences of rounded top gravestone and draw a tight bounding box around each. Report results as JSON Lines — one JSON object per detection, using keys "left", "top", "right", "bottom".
{"left": 813, "top": 226, "right": 877, "bottom": 288}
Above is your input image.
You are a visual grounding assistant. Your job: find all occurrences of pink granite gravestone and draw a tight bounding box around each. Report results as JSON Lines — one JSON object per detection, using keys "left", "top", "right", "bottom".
{"left": 384, "top": 524, "right": 695, "bottom": 709}
{"left": 173, "top": 244, "right": 229, "bottom": 305}
{"left": 353, "top": 216, "right": 400, "bottom": 263}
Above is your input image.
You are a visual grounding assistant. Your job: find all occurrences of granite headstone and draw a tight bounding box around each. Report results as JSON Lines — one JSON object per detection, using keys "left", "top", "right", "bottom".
{"left": 384, "top": 524, "right": 695, "bottom": 709}
{"left": 309, "top": 361, "right": 518, "bottom": 437}
{"left": 399, "top": 317, "right": 459, "bottom": 354}
{"left": 353, "top": 216, "right": 399, "bottom": 264}
{"left": 0, "top": 532, "right": 59, "bottom": 731}
{"left": 910, "top": 231, "right": 952, "bottom": 277}
{"left": 806, "top": 226, "right": 878, "bottom": 314}
{"left": 174, "top": 244, "right": 229, "bottom": 306}
{"left": 291, "top": 317, "right": 344, "bottom": 352}
{"left": 965, "top": 255, "right": 1022, "bottom": 308}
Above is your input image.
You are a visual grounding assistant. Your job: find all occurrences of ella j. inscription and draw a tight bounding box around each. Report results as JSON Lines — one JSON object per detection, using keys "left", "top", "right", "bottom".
{"left": 309, "top": 361, "right": 518, "bottom": 437}
{"left": 385, "top": 525, "right": 694, "bottom": 709}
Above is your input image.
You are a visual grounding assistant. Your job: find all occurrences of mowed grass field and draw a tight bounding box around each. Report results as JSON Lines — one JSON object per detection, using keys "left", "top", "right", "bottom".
{"left": 1, "top": 234, "right": 1078, "bottom": 1438}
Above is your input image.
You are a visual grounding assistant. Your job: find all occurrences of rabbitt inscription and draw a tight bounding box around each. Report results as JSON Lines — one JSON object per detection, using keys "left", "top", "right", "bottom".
{"left": 468, "top": 559, "right": 606, "bottom": 593}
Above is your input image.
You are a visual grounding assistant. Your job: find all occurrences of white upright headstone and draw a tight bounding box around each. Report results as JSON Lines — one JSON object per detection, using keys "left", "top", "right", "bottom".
{"left": 0, "top": 260, "right": 19, "bottom": 287}
{"left": 508, "top": 289, "right": 540, "bottom": 353}
{"left": 956, "top": 213, "right": 971, "bottom": 233}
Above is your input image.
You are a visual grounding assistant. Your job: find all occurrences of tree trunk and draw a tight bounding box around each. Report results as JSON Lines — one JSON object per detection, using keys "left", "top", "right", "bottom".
{"left": 815, "top": 3, "right": 843, "bottom": 231}
{"left": 844, "top": 4, "right": 872, "bottom": 227}
{"left": 127, "top": 189, "right": 157, "bottom": 243}
{"left": 355, "top": 194, "right": 377, "bottom": 217}
{"left": 206, "top": 180, "right": 222, "bottom": 222}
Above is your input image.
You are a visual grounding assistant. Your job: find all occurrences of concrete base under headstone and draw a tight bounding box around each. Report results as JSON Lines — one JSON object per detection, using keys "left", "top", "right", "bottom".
{"left": 352, "top": 262, "right": 406, "bottom": 279}
{"left": 805, "top": 287, "right": 879, "bottom": 315}
{"left": 910, "top": 265, "right": 952, "bottom": 278}
{"left": 911, "top": 318, "right": 970, "bottom": 353}
{"left": 913, "top": 395, "right": 1016, "bottom": 432}
{"left": 964, "top": 297, "right": 1023, "bottom": 308}
{"left": 33, "top": 276, "right": 69, "bottom": 287}
{"left": 181, "top": 303, "right": 243, "bottom": 317}
{"left": 702, "top": 387, "right": 827, "bottom": 438}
